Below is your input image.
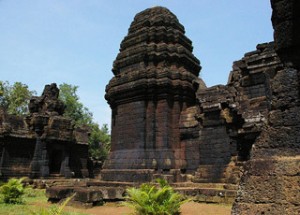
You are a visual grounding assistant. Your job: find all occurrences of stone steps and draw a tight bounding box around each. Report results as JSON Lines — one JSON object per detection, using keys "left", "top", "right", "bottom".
{"left": 0, "top": 168, "right": 31, "bottom": 180}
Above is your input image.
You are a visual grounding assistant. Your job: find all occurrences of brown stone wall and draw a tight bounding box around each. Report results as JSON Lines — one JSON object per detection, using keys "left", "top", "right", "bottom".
{"left": 103, "top": 7, "right": 201, "bottom": 182}
{"left": 271, "top": 0, "right": 300, "bottom": 68}
{"left": 104, "top": 98, "right": 186, "bottom": 172}
{"left": 232, "top": 67, "right": 300, "bottom": 214}
{"left": 0, "top": 137, "right": 35, "bottom": 178}
{"left": 232, "top": 1, "right": 300, "bottom": 213}
{"left": 189, "top": 85, "right": 241, "bottom": 184}
{"left": 112, "top": 101, "right": 146, "bottom": 151}
{"left": 179, "top": 106, "right": 200, "bottom": 171}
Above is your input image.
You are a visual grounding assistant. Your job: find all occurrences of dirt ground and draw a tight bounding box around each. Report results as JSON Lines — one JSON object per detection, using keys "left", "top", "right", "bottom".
{"left": 67, "top": 202, "right": 232, "bottom": 215}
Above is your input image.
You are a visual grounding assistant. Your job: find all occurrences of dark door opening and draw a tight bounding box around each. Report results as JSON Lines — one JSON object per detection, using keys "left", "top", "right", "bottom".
{"left": 49, "top": 150, "right": 63, "bottom": 174}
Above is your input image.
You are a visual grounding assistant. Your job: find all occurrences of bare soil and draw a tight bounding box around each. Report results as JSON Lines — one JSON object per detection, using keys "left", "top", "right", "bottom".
{"left": 67, "top": 202, "right": 232, "bottom": 215}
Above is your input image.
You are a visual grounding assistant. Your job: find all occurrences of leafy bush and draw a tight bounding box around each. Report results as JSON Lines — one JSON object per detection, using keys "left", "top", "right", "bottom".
{"left": 0, "top": 178, "right": 26, "bottom": 204}
{"left": 124, "top": 179, "right": 188, "bottom": 215}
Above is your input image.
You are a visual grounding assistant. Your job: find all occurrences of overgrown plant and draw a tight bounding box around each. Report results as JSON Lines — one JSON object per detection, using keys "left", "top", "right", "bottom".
{"left": 124, "top": 178, "right": 189, "bottom": 215}
{"left": 0, "top": 177, "right": 26, "bottom": 204}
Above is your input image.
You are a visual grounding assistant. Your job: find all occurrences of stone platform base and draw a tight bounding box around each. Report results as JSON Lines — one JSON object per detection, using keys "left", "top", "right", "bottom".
{"left": 46, "top": 180, "right": 238, "bottom": 207}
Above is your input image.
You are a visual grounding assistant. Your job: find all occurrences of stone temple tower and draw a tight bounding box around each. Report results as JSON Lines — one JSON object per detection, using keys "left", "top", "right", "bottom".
{"left": 103, "top": 6, "right": 202, "bottom": 182}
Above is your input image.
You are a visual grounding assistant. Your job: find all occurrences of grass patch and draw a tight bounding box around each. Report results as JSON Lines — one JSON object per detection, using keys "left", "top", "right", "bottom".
{"left": 0, "top": 189, "right": 87, "bottom": 215}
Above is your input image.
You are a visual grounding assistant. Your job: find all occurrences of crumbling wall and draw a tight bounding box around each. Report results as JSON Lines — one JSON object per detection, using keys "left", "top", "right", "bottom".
{"left": 0, "top": 84, "right": 90, "bottom": 179}
{"left": 192, "top": 85, "right": 240, "bottom": 184}
{"left": 0, "top": 111, "right": 35, "bottom": 177}
{"left": 232, "top": 1, "right": 300, "bottom": 214}
{"left": 179, "top": 42, "right": 282, "bottom": 185}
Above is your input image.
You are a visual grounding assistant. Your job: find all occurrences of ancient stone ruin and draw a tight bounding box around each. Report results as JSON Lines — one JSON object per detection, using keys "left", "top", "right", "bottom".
{"left": 232, "top": 1, "right": 300, "bottom": 214}
{"left": 102, "top": 5, "right": 273, "bottom": 186}
{"left": 11, "top": 1, "right": 300, "bottom": 214}
{"left": 0, "top": 83, "right": 89, "bottom": 179}
{"left": 103, "top": 6, "right": 203, "bottom": 182}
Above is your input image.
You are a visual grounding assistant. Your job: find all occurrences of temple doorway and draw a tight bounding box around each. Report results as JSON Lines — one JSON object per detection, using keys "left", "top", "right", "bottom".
{"left": 49, "top": 149, "right": 63, "bottom": 174}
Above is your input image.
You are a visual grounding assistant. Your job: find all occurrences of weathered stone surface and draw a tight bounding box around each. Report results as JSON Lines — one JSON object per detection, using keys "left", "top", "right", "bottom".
{"left": 74, "top": 188, "right": 103, "bottom": 203}
{"left": 233, "top": 170, "right": 300, "bottom": 214}
{"left": 271, "top": 0, "right": 300, "bottom": 68}
{"left": 103, "top": 6, "right": 203, "bottom": 182}
{"left": 187, "top": 43, "right": 282, "bottom": 185}
{"left": 29, "top": 83, "right": 65, "bottom": 116}
{"left": 232, "top": 1, "right": 300, "bottom": 214}
{"left": 103, "top": 6, "right": 275, "bottom": 187}
{"left": 46, "top": 186, "right": 75, "bottom": 200}
{"left": 0, "top": 110, "right": 33, "bottom": 138}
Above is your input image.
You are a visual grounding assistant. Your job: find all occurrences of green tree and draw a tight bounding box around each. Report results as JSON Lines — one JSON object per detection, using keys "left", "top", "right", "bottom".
{"left": 0, "top": 81, "right": 9, "bottom": 109}
{"left": 89, "top": 123, "right": 111, "bottom": 160}
{"left": 0, "top": 81, "right": 35, "bottom": 115}
{"left": 58, "top": 83, "right": 93, "bottom": 126}
{"left": 58, "top": 83, "right": 110, "bottom": 161}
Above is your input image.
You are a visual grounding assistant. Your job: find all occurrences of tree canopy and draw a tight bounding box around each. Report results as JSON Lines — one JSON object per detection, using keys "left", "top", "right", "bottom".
{"left": 58, "top": 83, "right": 110, "bottom": 160}
{"left": 58, "top": 83, "right": 93, "bottom": 127}
{"left": 0, "top": 81, "right": 36, "bottom": 115}
{"left": 89, "top": 123, "right": 111, "bottom": 160}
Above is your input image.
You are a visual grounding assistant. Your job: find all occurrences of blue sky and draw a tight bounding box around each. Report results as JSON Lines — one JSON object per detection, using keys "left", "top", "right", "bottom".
{"left": 0, "top": 1, "right": 273, "bottom": 127}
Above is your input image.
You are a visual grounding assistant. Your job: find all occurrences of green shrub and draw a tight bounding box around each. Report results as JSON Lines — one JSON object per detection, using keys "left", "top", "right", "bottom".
{"left": 124, "top": 179, "right": 188, "bottom": 215}
{"left": 0, "top": 178, "right": 26, "bottom": 204}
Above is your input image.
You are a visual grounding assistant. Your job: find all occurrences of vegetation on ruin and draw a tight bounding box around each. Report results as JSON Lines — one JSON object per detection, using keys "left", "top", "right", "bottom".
{"left": 58, "top": 83, "right": 93, "bottom": 126}
{"left": 88, "top": 123, "right": 111, "bottom": 160}
{"left": 58, "top": 83, "right": 111, "bottom": 161}
{"left": 0, "top": 81, "right": 36, "bottom": 115}
{"left": 124, "top": 179, "right": 189, "bottom": 215}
